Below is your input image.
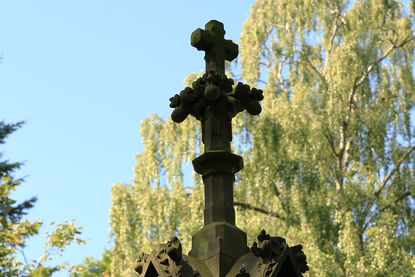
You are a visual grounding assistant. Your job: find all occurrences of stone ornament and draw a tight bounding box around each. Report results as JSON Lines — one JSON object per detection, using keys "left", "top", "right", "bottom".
{"left": 135, "top": 237, "right": 210, "bottom": 277}
{"left": 170, "top": 71, "right": 263, "bottom": 123}
{"left": 136, "top": 20, "right": 308, "bottom": 277}
{"left": 170, "top": 20, "right": 263, "bottom": 152}
{"left": 170, "top": 71, "right": 263, "bottom": 151}
{"left": 249, "top": 230, "right": 309, "bottom": 276}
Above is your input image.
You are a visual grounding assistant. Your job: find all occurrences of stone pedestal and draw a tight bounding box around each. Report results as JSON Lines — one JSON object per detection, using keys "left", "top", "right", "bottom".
{"left": 190, "top": 151, "right": 247, "bottom": 277}
{"left": 189, "top": 222, "right": 249, "bottom": 277}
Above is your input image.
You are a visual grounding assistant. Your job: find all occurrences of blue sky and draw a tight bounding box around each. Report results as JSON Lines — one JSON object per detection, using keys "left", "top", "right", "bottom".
{"left": 0, "top": 0, "right": 255, "bottom": 275}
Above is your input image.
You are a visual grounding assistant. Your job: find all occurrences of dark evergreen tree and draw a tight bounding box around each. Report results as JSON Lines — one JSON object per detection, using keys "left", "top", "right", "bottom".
{"left": 0, "top": 121, "right": 37, "bottom": 227}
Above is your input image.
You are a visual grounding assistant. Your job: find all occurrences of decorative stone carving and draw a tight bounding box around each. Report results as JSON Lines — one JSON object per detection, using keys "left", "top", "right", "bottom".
{"left": 154, "top": 236, "right": 183, "bottom": 276}
{"left": 134, "top": 237, "right": 212, "bottom": 277}
{"left": 191, "top": 20, "right": 238, "bottom": 77}
{"left": 134, "top": 237, "right": 183, "bottom": 277}
{"left": 250, "top": 230, "right": 309, "bottom": 275}
{"left": 289, "top": 245, "right": 309, "bottom": 274}
{"left": 170, "top": 20, "right": 263, "bottom": 154}
{"left": 170, "top": 70, "right": 262, "bottom": 153}
{"left": 134, "top": 252, "right": 149, "bottom": 274}
{"left": 250, "top": 230, "right": 287, "bottom": 262}
{"left": 169, "top": 21, "right": 263, "bottom": 277}
{"left": 136, "top": 20, "right": 309, "bottom": 277}
{"left": 236, "top": 267, "right": 250, "bottom": 277}
{"left": 169, "top": 71, "right": 263, "bottom": 123}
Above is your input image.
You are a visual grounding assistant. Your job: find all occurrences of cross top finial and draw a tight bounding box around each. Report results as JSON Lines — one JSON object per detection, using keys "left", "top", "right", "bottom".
{"left": 191, "top": 20, "right": 238, "bottom": 77}
{"left": 205, "top": 20, "right": 225, "bottom": 36}
{"left": 170, "top": 20, "right": 263, "bottom": 152}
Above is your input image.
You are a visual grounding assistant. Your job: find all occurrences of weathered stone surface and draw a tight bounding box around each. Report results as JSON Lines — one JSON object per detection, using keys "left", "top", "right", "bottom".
{"left": 191, "top": 20, "right": 238, "bottom": 77}
{"left": 136, "top": 237, "right": 213, "bottom": 277}
{"left": 225, "top": 230, "right": 309, "bottom": 277}
{"left": 189, "top": 222, "right": 249, "bottom": 263}
{"left": 250, "top": 230, "right": 309, "bottom": 274}
{"left": 169, "top": 71, "right": 263, "bottom": 152}
{"left": 193, "top": 151, "right": 243, "bottom": 225}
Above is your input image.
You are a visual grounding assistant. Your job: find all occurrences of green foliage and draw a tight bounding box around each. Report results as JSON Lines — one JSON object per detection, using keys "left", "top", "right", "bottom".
{"left": 0, "top": 121, "right": 37, "bottom": 228}
{"left": 109, "top": 1, "right": 415, "bottom": 276}
{"left": 70, "top": 249, "right": 112, "bottom": 277}
{"left": 0, "top": 121, "right": 85, "bottom": 276}
{"left": 0, "top": 176, "right": 41, "bottom": 276}
{"left": 0, "top": 121, "right": 39, "bottom": 276}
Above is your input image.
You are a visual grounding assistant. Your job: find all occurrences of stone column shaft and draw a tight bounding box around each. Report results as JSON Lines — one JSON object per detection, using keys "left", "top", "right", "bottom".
{"left": 203, "top": 172, "right": 235, "bottom": 225}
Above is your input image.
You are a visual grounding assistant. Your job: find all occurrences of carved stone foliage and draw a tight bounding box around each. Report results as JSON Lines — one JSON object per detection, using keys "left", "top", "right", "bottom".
{"left": 135, "top": 236, "right": 189, "bottom": 277}
{"left": 289, "top": 245, "right": 309, "bottom": 274}
{"left": 134, "top": 236, "right": 205, "bottom": 277}
{"left": 250, "top": 230, "right": 309, "bottom": 276}
{"left": 134, "top": 252, "right": 149, "bottom": 274}
{"left": 250, "top": 230, "right": 287, "bottom": 262}
{"left": 169, "top": 71, "right": 263, "bottom": 124}
{"left": 236, "top": 267, "right": 250, "bottom": 277}
{"left": 153, "top": 236, "right": 183, "bottom": 276}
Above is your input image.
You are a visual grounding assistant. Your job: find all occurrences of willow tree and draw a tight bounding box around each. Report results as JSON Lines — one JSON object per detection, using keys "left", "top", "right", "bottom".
{"left": 110, "top": 0, "right": 415, "bottom": 276}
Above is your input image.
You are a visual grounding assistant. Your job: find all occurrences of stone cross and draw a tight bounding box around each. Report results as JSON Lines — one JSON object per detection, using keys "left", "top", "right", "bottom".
{"left": 170, "top": 20, "right": 263, "bottom": 152}
{"left": 191, "top": 20, "right": 238, "bottom": 77}
{"left": 169, "top": 20, "right": 264, "bottom": 276}
{"left": 136, "top": 20, "right": 309, "bottom": 277}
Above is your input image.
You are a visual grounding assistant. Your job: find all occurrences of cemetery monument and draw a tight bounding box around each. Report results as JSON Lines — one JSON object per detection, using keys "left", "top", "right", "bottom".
{"left": 134, "top": 20, "right": 309, "bottom": 277}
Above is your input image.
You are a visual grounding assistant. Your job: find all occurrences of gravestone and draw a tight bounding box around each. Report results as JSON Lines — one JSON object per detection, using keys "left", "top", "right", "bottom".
{"left": 134, "top": 20, "right": 309, "bottom": 277}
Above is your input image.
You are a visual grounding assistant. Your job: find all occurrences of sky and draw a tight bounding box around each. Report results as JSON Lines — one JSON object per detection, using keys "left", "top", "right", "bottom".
{"left": 0, "top": 0, "right": 256, "bottom": 275}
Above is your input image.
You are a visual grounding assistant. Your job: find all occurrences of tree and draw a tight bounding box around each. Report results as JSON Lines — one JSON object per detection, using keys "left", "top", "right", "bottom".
{"left": 0, "top": 121, "right": 85, "bottom": 276}
{"left": 0, "top": 121, "right": 39, "bottom": 276}
{"left": 70, "top": 249, "right": 112, "bottom": 277}
{"left": 109, "top": 0, "right": 415, "bottom": 275}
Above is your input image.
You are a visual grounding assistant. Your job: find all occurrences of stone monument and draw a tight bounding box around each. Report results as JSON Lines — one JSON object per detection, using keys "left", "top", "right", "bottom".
{"left": 134, "top": 20, "right": 309, "bottom": 277}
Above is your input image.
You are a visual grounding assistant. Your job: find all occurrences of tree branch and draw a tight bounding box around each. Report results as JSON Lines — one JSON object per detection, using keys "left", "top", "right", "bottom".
{"left": 343, "top": 133, "right": 356, "bottom": 169}
{"left": 262, "top": 44, "right": 273, "bottom": 68}
{"left": 323, "top": 127, "right": 337, "bottom": 157}
{"left": 234, "top": 201, "right": 284, "bottom": 219}
{"left": 353, "top": 35, "right": 414, "bottom": 92}
{"left": 277, "top": 57, "right": 288, "bottom": 84}
{"left": 373, "top": 145, "right": 415, "bottom": 199}
{"left": 299, "top": 57, "right": 329, "bottom": 90}
{"left": 18, "top": 248, "right": 29, "bottom": 266}
{"left": 324, "top": 1, "right": 346, "bottom": 76}
{"left": 341, "top": 36, "right": 414, "bottom": 174}
{"left": 327, "top": 6, "right": 342, "bottom": 56}
{"left": 362, "top": 145, "right": 415, "bottom": 230}
{"left": 363, "top": 190, "right": 412, "bottom": 231}
{"left": 378, "top": 191, "right": 411, "bottom": 213}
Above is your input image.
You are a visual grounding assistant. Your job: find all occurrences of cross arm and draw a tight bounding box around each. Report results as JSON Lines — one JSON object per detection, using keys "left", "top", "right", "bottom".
{"left": 224, "top": 39, "right": 238, "bottom": 62}
{"left": 191, "top": 28, "right": 214, "bottom": 51}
